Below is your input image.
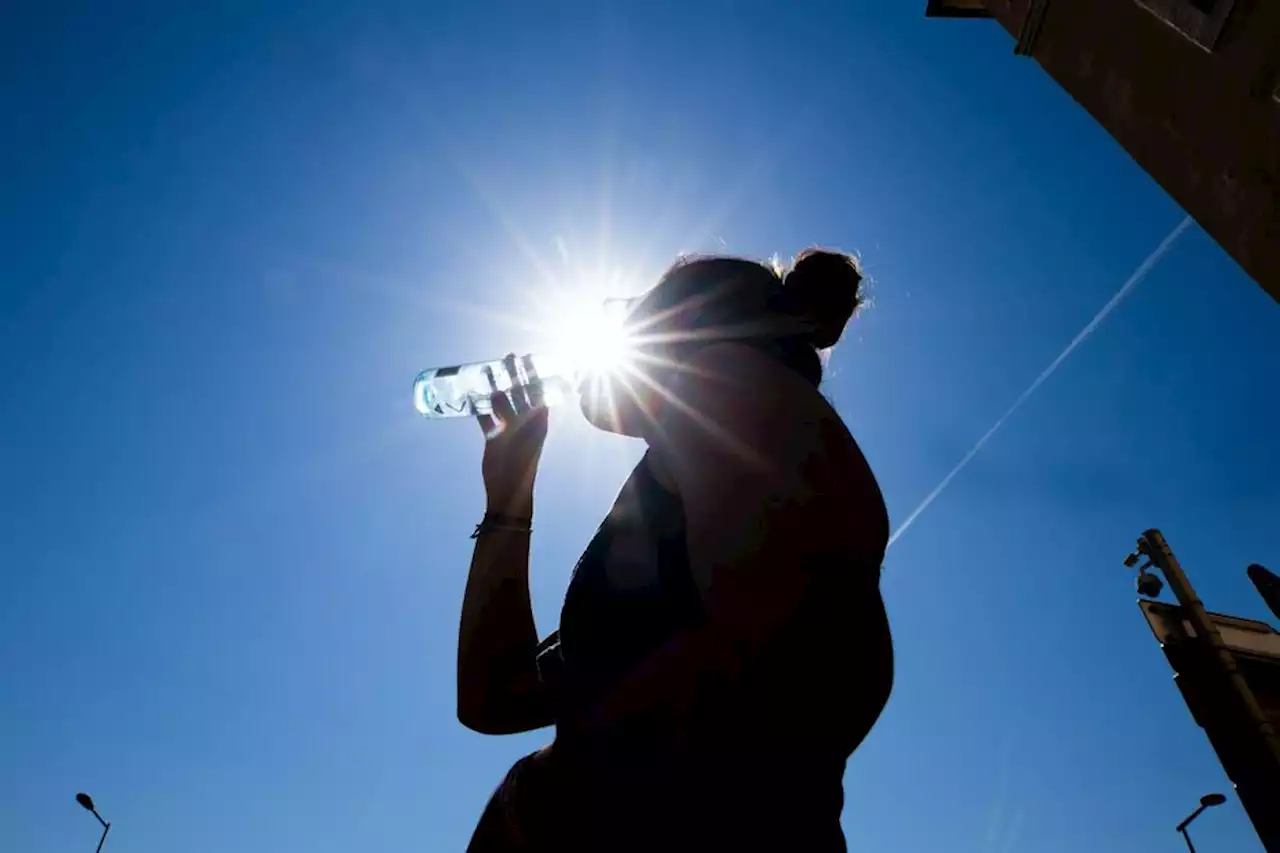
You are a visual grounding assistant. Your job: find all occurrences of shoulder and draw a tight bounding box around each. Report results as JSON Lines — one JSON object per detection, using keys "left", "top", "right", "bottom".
{"left": 654, "top": 343, "right": 828, "bottom": 466}
{"left": 651, "top": 342, "right": 888, "bottom": 558}
{"left": 667, "top": 341, "right": 822, "bottom": 415}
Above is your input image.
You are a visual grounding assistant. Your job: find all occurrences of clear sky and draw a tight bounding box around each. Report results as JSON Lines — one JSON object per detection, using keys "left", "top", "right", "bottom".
{"left": 3, "top": 2, "right": 1278, "bottom": 851}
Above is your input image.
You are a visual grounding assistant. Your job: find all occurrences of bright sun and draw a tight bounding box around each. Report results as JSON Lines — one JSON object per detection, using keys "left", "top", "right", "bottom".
{"left": 549, "top": 295, "right": 636, "bottom": 375}
{"left": 525, "top": 254, "right": 647, "bottom": 377}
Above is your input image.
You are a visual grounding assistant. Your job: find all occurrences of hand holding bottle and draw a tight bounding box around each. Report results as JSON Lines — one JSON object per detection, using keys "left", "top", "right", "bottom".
{"left": 478, "top": 354, "right": 549, "bottom": 514}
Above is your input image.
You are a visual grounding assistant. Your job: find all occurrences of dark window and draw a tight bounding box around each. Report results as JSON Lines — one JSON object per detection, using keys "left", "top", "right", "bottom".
{"left": 1135, "top": 0, "right": 1235, "bottom": 50}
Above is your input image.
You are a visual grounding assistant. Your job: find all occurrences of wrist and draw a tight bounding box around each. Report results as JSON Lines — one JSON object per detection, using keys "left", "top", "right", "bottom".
{"left": 471, "top": 511, "right": 533, "bottom": 539}
{"left": 485, "top": 488, "right": 534, "bottom": 518}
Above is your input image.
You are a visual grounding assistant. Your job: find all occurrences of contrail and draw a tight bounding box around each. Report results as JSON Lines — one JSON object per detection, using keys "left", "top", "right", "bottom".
{"left": 887, "top": 216, "right": 1193, "bottom": 549}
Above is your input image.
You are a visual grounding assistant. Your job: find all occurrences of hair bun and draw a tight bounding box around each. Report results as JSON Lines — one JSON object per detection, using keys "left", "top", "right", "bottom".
{"left": 780, "top": 249, "right": 863, "bottom": 348}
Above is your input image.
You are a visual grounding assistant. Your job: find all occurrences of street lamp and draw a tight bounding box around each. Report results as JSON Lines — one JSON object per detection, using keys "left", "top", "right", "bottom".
{"left": 1124, "top": 529, "right": 1280, "bottom": 851}
{"left": 1177, "top": 793, "right": 1227, "bottom": 853}
{"left": 75, "top": 793, "right": 111, "bottom": 853}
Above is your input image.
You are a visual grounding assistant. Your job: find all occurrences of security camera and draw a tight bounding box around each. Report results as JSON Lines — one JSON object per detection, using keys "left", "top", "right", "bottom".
{"left": 1123, "top": 552, "right": 1140, "bottom": 569}
{"left": 1136, "top": 571, "right": 1164, "bottom": 599}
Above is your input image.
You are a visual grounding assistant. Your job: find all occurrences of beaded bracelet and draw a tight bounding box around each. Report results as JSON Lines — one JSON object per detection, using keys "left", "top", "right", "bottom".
{"left": 470, "top": 512, "right": 533, "bottom": 539}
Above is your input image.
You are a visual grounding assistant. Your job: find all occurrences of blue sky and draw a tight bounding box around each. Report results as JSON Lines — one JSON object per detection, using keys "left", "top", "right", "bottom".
{"left": 3, "top": 2, "right": 1277, "bottom": 851}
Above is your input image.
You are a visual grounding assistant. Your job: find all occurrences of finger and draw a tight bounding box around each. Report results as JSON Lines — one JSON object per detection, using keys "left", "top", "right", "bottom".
{"left": 471, "top": 394, "right": 500, "bottom": 439}
{"left": 521, "top": 353, "right": 540, "bottom": 381}
{"left": 502, "top": 353, "right": 528, "bottom": 414}
{"left": 476, "top": 413, "right": 501, "bottom": 439}
{"left": 480, "top": 364, "right": 511, "bottom": 435}
{"left": 490, "top": 387, "right": 517, "bottom": 426}
{"left": 528, "top": 402, "right": 549, "bottom": 432}
{"left": 523, "top": 378, "right": 546, "bottom": 411}
{"left": 483, "top": 364, "right": 502, "bottom": 394}
{"left": 519, "top": 354, "right": 543, "bottom": 410}
{"left": 518, "top": 401, "right": 549, "bottom": 447}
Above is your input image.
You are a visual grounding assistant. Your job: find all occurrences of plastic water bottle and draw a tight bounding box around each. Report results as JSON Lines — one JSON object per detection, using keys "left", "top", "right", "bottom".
{"left": 413, "top": 296, "right": 639, "bottom": 419}
{"left": 413, "top": 353, "right": 579, "bottom": 419}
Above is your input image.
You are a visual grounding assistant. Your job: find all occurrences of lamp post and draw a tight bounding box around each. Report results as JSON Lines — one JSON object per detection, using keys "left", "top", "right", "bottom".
{"left": 1177, "top": 793, "right": 1226, "bottom": 853}
{"left": 1125, "top": 529, "right": 1280, "bottom": 851}
{"left": 75, "top": 793, "right": 111, "bottom": 853}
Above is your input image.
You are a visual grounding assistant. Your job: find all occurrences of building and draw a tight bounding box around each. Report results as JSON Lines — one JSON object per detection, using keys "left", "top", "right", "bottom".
{"left": 927, "top": 0, "right": 1280, "bottom": 302}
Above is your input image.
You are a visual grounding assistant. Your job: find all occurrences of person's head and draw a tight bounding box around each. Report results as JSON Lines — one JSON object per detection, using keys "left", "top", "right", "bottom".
{"left": 579, "top": 248, "right": 865, "bottom": 437}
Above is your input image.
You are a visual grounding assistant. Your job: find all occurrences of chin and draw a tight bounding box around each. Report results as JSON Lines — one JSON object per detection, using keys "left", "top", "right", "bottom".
{"left": 580, "top": 384, "right": 649, "bottom": 438}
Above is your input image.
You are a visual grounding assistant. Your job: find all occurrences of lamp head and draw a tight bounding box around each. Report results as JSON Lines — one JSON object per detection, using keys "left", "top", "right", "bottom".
{"left": 1201, "top": 793, "right": 1227, "bottom": 808}
{"left": 1136, "top": 570, "right": 1164, "bottom": 599}
{"left": 75, "top": 793, "right": 95, "bottom": 812}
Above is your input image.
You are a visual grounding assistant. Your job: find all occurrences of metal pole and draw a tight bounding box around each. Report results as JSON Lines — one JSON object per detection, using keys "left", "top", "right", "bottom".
{"left": 1140, "top": 530, "right": 1280, "bottom": 763}
{"left": 1177, "top": 805, "right": 1206, "bottom": 853}
{"left": 94, "top": 822, "right": 110, "bottom": 853}
{"left": 1138, "top": 530, "right": 1280, "bottom": 852}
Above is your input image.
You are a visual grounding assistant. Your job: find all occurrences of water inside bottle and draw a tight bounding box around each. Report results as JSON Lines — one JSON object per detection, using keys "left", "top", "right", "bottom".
{"left": 413, "top": 353, "right": 576, "bottom": 418}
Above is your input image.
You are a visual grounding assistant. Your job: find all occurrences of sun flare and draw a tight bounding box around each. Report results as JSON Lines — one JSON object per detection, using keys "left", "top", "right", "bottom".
{"left": 547, "top": 295, "right": 637, "bottom": 375}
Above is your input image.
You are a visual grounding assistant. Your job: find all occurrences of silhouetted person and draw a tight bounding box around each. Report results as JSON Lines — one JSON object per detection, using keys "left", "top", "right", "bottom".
{"left": 458, "top": 250, "right": 893, "bottom": 852}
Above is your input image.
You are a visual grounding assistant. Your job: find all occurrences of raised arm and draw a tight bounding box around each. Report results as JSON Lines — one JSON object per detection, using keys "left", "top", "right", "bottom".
{"left": 456, "top": 373, "right": 554, "bottom": 735}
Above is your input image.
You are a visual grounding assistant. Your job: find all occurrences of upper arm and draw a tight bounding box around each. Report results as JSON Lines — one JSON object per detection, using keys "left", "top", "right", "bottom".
{"left": 458, "top": 652, "right": 555, "bottom": 736}
{"left": 457, "top": 627, "right": 557, "bottom": 736}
